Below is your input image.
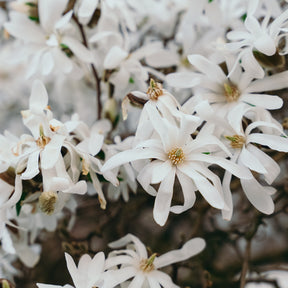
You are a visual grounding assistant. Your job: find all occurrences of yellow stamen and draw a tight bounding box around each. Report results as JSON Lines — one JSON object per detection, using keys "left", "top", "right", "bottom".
{"left": 223, "top": 82, "right": 240, "bottom": 102}
{"left": 168, "top": 148, "right": 185, "bottom": 165}
{"left": 139, "top": 253, "right": 157, "bottom": 272}
{"left": 225, "top": 135, "right": 246, "bottom": 149}
{"left": 39, "top": 191, "right": 58, "bottom": 215}
{"left": 146, "top": 79, "right": 163, "bottom": 101}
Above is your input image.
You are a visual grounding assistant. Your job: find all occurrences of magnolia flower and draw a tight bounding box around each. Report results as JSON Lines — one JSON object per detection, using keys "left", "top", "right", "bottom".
{"left": 102, "top": 102, "right": 250, "bottom": 226}
{"left": 226, "top": 0, "right": 288, "bottom": 76}
{"left": 170, "top": 54, "right": 288, "bottom": 120}
{"left": 5, "top": 0, "right": 93, "bottom": 77}
{"left": 105, "top": 234, "right": 205, "bottom": 288}
{"left": 222, "top": 106, "right": 288, "bottom": 219}
{"left": 37, "top": 252, "right": 106, "bottom": 288}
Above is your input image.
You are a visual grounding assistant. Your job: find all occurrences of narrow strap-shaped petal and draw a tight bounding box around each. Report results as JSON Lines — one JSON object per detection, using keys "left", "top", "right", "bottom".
{"left": 240, "top": 94, "right": 283, "bottom": 110}
{"left": 186, "top": 153, "right": 251, "bottom": 179}
{"left": 105, "top": 255, "right": 134, "bottom": 269}
{"left": 240, "top": 177, "right": 275, "bottom": 215}
{"left": 187, "top": 54, "right": 226, "bottom": 84}
{"left": 104, "top": 46, "right": 128, "bottom": 69}
{"left": 108, "top": 234, "right": 148, "bottom": 259}
{"left": 30, "top": 80, "right": 49, "bottom": 114}
{"left": 104, "top": 267, "right": 137, "bottom": 288}
{"left": 178, "top": 163, "right": 224, "bottom": 209}
{"left": 150, "top": 160, "right": 173, "bottom": 184}
{"left": 170, "top": 170, "right": 196, "bottom": 214}
{"left": 128, "top": 273, "right": 145, "bottom": 288}
{"left": 165, "top": 72, "right": 201, "bottom": 88}
{"left": 21, "top": 150, "right": 40, "bottom": 180}
{"left": 247, "top": 133, "right": 288, "bottom": 152}
{"left": 41, "top": 134, "right": 65, "bottom": 169}
{"left": 153, "top": 168, "right": 176, "bottom": 226}
{"left": 247, "top": 144, "right": 280, "bottom": 185}
{"left": 238, "top": 146, "right": 267, "bottom": 174}
{"left": 155, "top": 237, "right": 205, "bottom": 269}
{"left": 150, "top": 270, "right": 179, "bottom": 288}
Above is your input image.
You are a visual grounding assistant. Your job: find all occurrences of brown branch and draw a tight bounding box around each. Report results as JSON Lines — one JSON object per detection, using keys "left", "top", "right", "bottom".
{"left": 72, "top": 15, "right": 102, "bottom": 120}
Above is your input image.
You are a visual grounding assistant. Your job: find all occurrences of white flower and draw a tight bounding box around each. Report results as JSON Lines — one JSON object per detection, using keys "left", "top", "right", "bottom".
{"left": 102, "top": 103, "right": 250, "bottom": 226}
{"left": 37, "top": 252, "right": 106, "bottom": 288}
{"left": 4, "top": 0, "right": 93, "bottom": 77}
{"left": 172, "top": 54, "right": 288, "bottom": 119}
{"left": 105, "top": 234, "right": 205, "bottom": 288}
{"left": 222, "top": 106, "right": 288, "bottom": 220}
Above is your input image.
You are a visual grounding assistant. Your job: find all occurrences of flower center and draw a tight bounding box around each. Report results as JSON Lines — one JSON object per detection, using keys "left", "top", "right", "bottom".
{"left": 38, "top": 191, "right": 58, "bottom": 215}
{"left": 223, "top": 82, "right": 240, "bottom": 102}
{"left": 146, "top": 79, "right": 163, "bottom": 101}
{"left": 168, "top": 148, "right": 185, "bottom": 165}
{"left": 139, "top": 253, "right": 157, "bottom": 273}
{"left": 36, "top": 125, "right": 51, "bottom": 149}
{"left": 225, "top": 135, "right": 246, "bottom": 149}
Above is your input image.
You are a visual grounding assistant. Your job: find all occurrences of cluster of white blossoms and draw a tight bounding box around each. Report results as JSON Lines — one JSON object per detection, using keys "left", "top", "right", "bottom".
{"left": 0, "top": 0, "right": 288, "bottom": 287}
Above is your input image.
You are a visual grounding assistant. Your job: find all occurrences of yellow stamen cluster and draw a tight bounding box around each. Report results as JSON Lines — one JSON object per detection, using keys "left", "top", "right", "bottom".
{"left": 36, "top": 125, "right": 51, "bottom": 149}
{"left": 38, "top": 191, "right": 58, "bottom": 215}
{"left": 168, "top": 148, "right": 185, "bottom": 165}
{"left": 146, "top": 79, "right": 163, "bottom": 101}
{"left": 139, "top": 253, "right": 157, "bottom": 273}
{"left": 223, "top": 82, "right": 240, "bottom": 102}
{"left": 225, "top": 135, "right": 246, "bottom": 149}
{"left": 36, "top": 135, "right": 51, "bottom": 149}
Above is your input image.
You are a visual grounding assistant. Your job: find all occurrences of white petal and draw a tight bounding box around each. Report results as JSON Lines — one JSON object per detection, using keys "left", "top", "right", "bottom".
{"left": 165, "top": 72, "right": 201, "bottom": 88}
{"left": 153, "top": 169, "right": 175, "bottom": 226}
{"left": 108, "top": 234, "right": 148, "bottom": 259}
{"left": 151, "top": 160, "right": 173, "bottom": 184}
{"left": 128, "top": 274, "right": 145, "bottom": 288}
{"left": 238, "top": 146, "right": 267, "bottom": 174}
{"left": 145, "top": 50, "right": 178, "bottom": 68}
{"left": 41, "top": 135, "right": 65, "bottom": 169}
{"left": 102, "top": 148, "right": 162, "bottom": 172}
{"left": 240, "top": 177, "right": 275, "bottom": 214}
{"left": 63, "top": 180, "right": 87, "bottom": 195}
{"left": 187, "top": 54, "right": 226, "bottom": 84}
{"left": 39, "top": 0, "right": 69, "bottom": 32}
{"left": 240, "top": 94, "right": 283, "bottom": 110}
{"left": 247, "top": 144, "right": 280, "bottom": 185}
{"left": 21, "top": 150, "right": 40, "bottom": 180}
{"left": 29, "top": 80, "right": 49, "bottom": 114}
{"left": 54, "top": 10, "right": 73, "bottom": 30}
{"left": 246, "top": 71, "right": 288, "bottom": 93}
{"left": 247, "top": 134, "right": 288, "bottom": 152}
{"left": 170, "top": 170, "right": 196, "bottom": 214}
{"left": 155, "top": 237, "right": 205, "bottom": 268}
{"left": 78, "top": 0, "right": 99, "bottom": 19}
{"left": 61, "top": 36, "right": 94, "bottom": 63}
{"left": 104, "top": 268, "right": 137, "bottom": 288}
{"left": 137, "top": 164, "right": 157, "bottom": 196}
{"left": 178, "top": 163, "right": 224, "bottom": 209}
{"left": 41, "top": 51, "right": 54, "bottom": 75}
{"left": 4, "top": 12, "right": 46, "bottom": 43}
{"left": 186, "top": 154, "right": 251, "bottom": 179}
{"left": 104, "top": 46, "right": 128, "bottom": 69}
{"left": 221, "top": 170, "right": 233, "bottom": 221}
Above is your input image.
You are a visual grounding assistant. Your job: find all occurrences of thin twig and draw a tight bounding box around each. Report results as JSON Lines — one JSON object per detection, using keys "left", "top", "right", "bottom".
{"left": 72, "top": 15, "right": 102, "bottom": 120}
{"left": 240, "top": 239, "right": 251, "bottom": 288}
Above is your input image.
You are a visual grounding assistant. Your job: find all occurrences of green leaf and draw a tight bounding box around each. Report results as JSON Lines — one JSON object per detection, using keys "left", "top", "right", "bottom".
{"left": 202, "top": 152, "right": 210, "bottom": 155}
{"left": 208, "top": 0, "right": 214, "bottom": 2}
{"left": 16, "top": 191, "right": 28, "bottom": 216}
{"left": 29, "top": 16, "right": 39, "bottom": 22}
{"left": 129, "top": 77, "right": 135, "bottom": 84}
{"left": 25, "top": 2, "right": 37, "bottom": 7}
{"left": 241, "top": 13, "right": 247, "bottom": 22}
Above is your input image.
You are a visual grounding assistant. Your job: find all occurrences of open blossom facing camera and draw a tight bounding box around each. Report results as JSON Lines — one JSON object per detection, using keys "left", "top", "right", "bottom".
{"left": 104, "top": 234, "right": 206, "bottom": 288}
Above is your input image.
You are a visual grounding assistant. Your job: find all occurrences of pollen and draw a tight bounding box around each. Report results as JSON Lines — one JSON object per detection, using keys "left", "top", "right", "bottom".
{"left": 225, "top": 135, "right": 246, "bottom": 149}
{"left": 36, "top": 135, "right": 51, "bottom": 149}
{"left": 223, "top": 82, "right": 240, "bottom": 102}
{"left": 139, "top": 253, "right": 157, "bottom": 273}
{"left": 168, "top": 148, "right": 185, "bottom": 165}
{"left": 38, "top": 191, "right": 58, "bottom": 215}
{"left": 146, "top": 78, "right": 164, "bottom": 101}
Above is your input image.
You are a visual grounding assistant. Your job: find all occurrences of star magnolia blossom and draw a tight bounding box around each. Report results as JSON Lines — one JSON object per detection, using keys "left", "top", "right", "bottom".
{"left": 102, "top": 102, "right": 251, "bottom": 226}
{"left": 37, "top": 252, "right": 106, "bottom": 288}
{"left": 222, "top": 106, "right": 288, "bottom": 220}
{"left": 5, "top": 0, "right": 93, "bottom": 77}
{"left": 104, "top": 234, "right": 206, "bottom": 288}
{"left": 169, "top": 54, "right": 288, "bottom": 120}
